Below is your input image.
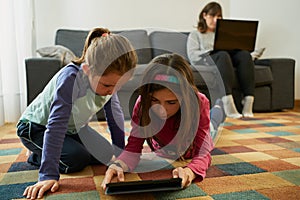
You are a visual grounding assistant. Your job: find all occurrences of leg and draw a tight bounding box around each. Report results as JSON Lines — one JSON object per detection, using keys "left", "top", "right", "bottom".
{"left": 17, "top": 120, "right": 45, "bottom": 166}
{"left": 242, "top": 96, "right": 254, "bottom": 117}
{"left": 16, "top": 120, "right": 108, "bottom": 173}
{"left": 211, "top": 51, "right": 235, "bottom": 95}
{"left": 231, "top": 50, "right": 255, "bottom": 117}
{"left": 210, "top": 99, "right": 226, "bottom": 143}
{"left": 210, "top": 99, "right": 226, "bottom": 131}
{"left": 78, "top": 125, "right": 114, "bottom": 166}
{"left": 57, "top": 126, "right": 115, "bottom": 173}
{"left": 231, "top": 50, "right": 255, "bottom": 96}
{"left": 211, "top": 51, "right": 242, "bottom": 118}
{"left": 59, "top": 134, "right": 93, "bottom": 173}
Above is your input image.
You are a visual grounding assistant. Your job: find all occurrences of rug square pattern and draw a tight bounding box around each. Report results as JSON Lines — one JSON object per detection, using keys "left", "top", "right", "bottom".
{"left": 217, "top": 145, "right": 256, "bottom": 154}
{"left": 282, "top": 157, "right": 300, "bottom": 167}
{"left": 46, "top": 191, "right": 101, "bottom": 200}
{"left": 251, "top": 159, "right": 300, "bottom": 172}
{"left": 230, "top": 152, "right": 277, "bottom": 162}
{"left": 211, "top": 190, "right": 269, "bottom": 200}
{"left": 263, "top": 149, "right": 300, "bottom": 159}
{"left": 257, "top": 186, "right": 300, "bottom": 200}
{"left": 273, "top": 169, "right": 300, "bottom": 185}
{"left": 199, "top": 173, "right": 294, "bottom": 195}
{"left": 245, "top": 143, "right": 285, "bottom": 151}
{"left": 211, "top": 154, "right": 244, "bottom": 165}
{"left": 215, "top": 162, "right": 266, "bottom": 175}
{"left": 0, "top": 111, "right": 300, "bottom": 199}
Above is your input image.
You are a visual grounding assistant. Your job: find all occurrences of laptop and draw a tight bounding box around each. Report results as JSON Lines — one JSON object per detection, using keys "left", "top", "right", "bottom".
{"left": 105, "top": 178, "right": 182, "bottom": 195}
{"left": 213, "top": 19, "right": 259, "bottom": 52}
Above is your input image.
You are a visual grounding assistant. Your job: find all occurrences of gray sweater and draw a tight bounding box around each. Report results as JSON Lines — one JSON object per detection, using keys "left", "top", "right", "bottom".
{"left": 187, "top": 30, "right": 215, "bottom": 65}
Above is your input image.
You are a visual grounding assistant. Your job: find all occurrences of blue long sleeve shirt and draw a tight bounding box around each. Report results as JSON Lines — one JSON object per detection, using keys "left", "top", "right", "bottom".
{"left": 20, "top": 64, "right": 125, "bottom": 181}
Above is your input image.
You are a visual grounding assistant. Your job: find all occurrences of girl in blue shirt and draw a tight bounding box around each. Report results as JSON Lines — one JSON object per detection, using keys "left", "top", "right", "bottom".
{"left": 17, "top": 27, "right": 137, "bottom": 199}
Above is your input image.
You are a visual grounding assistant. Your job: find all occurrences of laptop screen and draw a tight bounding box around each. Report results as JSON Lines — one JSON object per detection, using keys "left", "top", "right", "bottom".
{"left": 214, "top": 19, "right": 258, "bottom": 52}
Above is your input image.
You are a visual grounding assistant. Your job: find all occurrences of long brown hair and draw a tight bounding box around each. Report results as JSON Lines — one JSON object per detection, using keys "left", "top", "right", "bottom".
{"left": 138, "top": 53, "right": 200, "bottom": 156}
{"left": 73, "top": 27, "right": 137, "bottom": 76}
{"left": 197, "top": 2, "right": 222, "bottom": 33}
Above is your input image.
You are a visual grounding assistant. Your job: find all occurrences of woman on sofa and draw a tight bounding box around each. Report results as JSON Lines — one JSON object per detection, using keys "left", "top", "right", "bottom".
{"left": 187, "top": 1, "right": 255, "bottom": 118}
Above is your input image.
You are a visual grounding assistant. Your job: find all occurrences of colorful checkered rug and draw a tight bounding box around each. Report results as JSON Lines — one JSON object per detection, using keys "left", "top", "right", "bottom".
{"left": 1, "top": 111, "right": 300, "bottom": 200}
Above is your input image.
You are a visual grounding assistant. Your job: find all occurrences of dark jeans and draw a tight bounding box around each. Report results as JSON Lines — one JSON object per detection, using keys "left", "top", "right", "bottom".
{"left": 17, "top": 120, "right": 113, "bottom": 174}
{"left": 210, "top": 50, "right": 255, "bottom": 96}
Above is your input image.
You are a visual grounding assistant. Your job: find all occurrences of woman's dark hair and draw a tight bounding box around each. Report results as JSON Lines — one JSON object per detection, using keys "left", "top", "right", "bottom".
{"left": 197, "top": 2, "right": 222, "bottom": 33}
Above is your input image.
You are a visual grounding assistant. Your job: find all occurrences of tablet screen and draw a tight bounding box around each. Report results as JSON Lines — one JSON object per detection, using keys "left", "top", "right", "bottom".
{"left": 105, "top": 178, "right": 182, "bottom": 195}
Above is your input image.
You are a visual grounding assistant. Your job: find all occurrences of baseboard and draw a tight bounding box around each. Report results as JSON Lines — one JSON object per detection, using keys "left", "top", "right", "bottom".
{"left": 293, "top": 99, "right": 300, "bottom": 111}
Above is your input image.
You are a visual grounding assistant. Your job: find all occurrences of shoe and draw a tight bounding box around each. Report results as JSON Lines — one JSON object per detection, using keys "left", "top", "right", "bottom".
{"left": 214, "top": 98, "right": 226, "bottom": 122}
{"left": 27, "top": 153, "right": 41, "bottom": 167}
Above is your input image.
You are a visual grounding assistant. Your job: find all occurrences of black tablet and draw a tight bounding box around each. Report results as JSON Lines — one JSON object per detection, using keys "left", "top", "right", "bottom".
{"left": 105, "top": 178, "right": 182, "bottom": 195}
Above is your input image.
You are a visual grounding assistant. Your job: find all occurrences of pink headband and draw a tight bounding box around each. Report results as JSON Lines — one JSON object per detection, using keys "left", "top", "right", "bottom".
{"left": 154, "top": 74, "right": 179, "bottom": 84}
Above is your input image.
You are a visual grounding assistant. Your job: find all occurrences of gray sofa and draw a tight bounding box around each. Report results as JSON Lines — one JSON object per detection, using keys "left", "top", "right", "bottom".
{"left": 25, "top": 29, "right": 295, "bottom": 120}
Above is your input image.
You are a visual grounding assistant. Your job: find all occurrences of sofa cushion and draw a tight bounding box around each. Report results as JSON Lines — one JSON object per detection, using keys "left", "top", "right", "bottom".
{"left": 55, "top": 29, "right": 88, "bottom": 57}
{"left": 149, "top": 31, "right": 190, "bottom": 60}
{"left": 119, "top": 64, "right": 148, "bottom": 91}
{"left": 113, "top": 30, "right": 152, "bottom": 64}
{"left": 230, "top": 64, "right": 273, "bottom": 89}
{"left": 254, "top": 65, "right": 273, "bottom": 86}
{"left": 56, "top": 29, "right": 152, "bottom": 65}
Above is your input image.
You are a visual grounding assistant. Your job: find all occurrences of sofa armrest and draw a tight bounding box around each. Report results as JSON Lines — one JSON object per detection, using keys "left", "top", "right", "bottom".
{"left": 254, "top": 58, "right": 295, "bottom": 110}
{"left": 25, "top": 57, "right": 62, "bottom": 105}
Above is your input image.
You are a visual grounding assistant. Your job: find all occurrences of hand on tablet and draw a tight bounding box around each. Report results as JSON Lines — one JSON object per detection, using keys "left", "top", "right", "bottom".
{"left": 172, "top": 167, "right": 196, "bottom": 188}
{"left": 101, "top": 163, "right": 125, "bottom": 190}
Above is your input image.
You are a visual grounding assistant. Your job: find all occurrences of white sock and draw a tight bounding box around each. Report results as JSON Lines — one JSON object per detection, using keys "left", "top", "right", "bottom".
{"left": 242, "top": 96, "right": 254, "bottom": 117}
{"left": 222, "top": 95, "right": 242, "bottom": 119}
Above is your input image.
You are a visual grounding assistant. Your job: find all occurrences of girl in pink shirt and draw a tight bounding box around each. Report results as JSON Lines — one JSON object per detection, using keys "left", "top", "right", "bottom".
{"left": 102, "top": 53, "right": 224, "bottom": 189}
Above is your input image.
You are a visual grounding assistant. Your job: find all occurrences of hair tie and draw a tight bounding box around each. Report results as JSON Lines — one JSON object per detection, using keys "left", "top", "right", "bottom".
{"left": 154, "top": 74, "right": 179, "bottom": 84}
{"left": 102, "top": 33, "right": 109, "bottom": 37}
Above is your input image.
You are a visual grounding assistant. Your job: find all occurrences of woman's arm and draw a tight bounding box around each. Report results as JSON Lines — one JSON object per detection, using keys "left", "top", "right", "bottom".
{"left": 187, "top": 31, "right": 213, "bottom": 65}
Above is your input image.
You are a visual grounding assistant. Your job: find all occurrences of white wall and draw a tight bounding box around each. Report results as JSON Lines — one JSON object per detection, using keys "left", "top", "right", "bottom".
{"left": 34, "top": 0, "right": 229, "bottom": 47}
{"left": 0, "top": 61, "right": 4, "bottom": 125}
{"left": 229, "top": 0, "right": 300, "bottom": 100}
{"left": 34, "top": 0, "right": 299, "bottom": 99}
